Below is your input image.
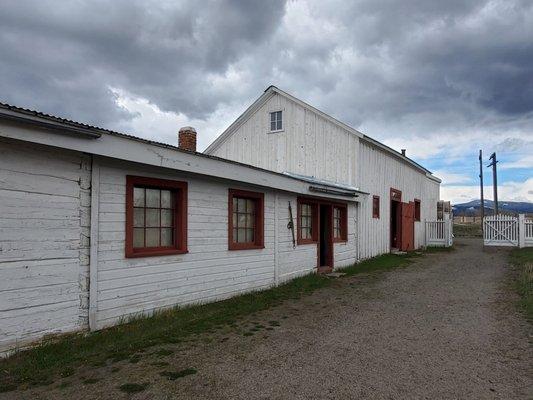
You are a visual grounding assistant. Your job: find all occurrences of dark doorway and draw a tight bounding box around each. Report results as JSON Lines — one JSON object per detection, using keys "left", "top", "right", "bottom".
{"left": 390, "top": 200, "right": 401, "bottom": 249}
{"left": 319, "top": 204, "right": 333, "bottom": 269}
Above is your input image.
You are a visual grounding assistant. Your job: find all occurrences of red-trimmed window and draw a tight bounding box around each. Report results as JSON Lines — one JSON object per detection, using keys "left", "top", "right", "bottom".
{"left": 297, "top": 198, "right": 318, "bottom": 244}
{"left": 372, "top": 196, "right": 380, "bottom": 219}
{"left": 414, "top": 199, "right": 421, "bottom": 221}
{"left": 228, "top": 189, "right": 264, "bottom": 250}
{"left": 333, "top": 205, "right": 348, "bottom": 242}
{"left": 125, "top": 176, "right": 187, "bottom": 258}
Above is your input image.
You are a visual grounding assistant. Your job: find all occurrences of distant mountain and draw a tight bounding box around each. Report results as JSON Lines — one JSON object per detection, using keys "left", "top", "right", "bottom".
{"left": 452, "top": 200, "right": 533, "bottom": 215}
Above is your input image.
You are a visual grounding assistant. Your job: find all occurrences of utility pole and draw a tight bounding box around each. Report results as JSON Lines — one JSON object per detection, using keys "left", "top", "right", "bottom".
{"left": 487, "top": 152, "right": 498, "bottom": 215}
{"left": 479, "top": 150, "right": 485, "bottom": 223}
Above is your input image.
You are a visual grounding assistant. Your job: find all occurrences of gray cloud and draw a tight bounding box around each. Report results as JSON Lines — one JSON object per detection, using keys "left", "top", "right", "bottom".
{"left": 0, "top": 0, "right": 532, "bottom": 150}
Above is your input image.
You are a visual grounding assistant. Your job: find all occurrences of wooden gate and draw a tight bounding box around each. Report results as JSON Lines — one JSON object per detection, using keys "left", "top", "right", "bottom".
{"left": 425, "top": 217, "right": 453, "bottom": 247}
{"left": 483, "top": 215, "right": 518, "bottom": 247}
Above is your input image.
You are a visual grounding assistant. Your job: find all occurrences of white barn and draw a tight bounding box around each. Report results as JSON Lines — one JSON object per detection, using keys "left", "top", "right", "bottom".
{"left": 0, "top": 87, "right": 440, "bottom": 353}
{"left": 206, "top": 86, "right": 441, "bottom": 259}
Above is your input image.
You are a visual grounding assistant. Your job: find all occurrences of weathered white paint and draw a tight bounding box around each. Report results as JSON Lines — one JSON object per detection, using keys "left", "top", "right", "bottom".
{"left": 88, "top": 159, "right": 100, "bottom": 330}
{"left": 92, "top": 159, "right": 354, "bottom": 328}
{"left": 357, "top": 141, "right": 439, "bottom": 258}
{"left": 209, "top": 92, "right": 360, "bottom": 187}
{"left": 206, "top": 91, "right": 440, "bottom": 259}
{"left": 0, "top": 138, "right": 90, "bottom": 353}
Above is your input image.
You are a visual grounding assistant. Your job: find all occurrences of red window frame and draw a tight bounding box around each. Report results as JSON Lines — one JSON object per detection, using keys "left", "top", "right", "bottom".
{"left": 333, "top": 204, "right": 348, "bottom": 242}
{"left": 372, "top": 195, "right": 380, "bottom": 219}
{"left": 390, "top": 188, "right": 402, "bottom": 202}
{"left": 228, "top": 189, "right": 265, "bottom": 250}
{"left": 414, "top": 199, "right": 421, "bottom": 221}
{"left": 125, "top": 175, "right": 188, "bottom": 258}
{"left": 296, "top": 198, "right": 319, "bottom": 245}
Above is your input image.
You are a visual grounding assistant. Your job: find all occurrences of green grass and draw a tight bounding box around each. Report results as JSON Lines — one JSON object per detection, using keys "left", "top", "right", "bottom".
{"left": 453, "top": 223, "right": 483, "bottom": 237}
{"left": 509, "top": 247, "right": 533, "bottom": 321}
{"left": 119, "top": 383, "right": 149, "bottom": 393}
{"left": 0, "top": 249, "right": 425, "bottom": 391}
{"left": 340, "top": 253, "right": 416, "bottom": 276}
{"left": 0, "top": 273, "right": 330, "bottom": 390}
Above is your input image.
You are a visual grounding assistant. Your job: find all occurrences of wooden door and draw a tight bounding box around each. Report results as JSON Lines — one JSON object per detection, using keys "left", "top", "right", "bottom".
{"left": 400, "top": 202, "right": 415, "bottom": 251}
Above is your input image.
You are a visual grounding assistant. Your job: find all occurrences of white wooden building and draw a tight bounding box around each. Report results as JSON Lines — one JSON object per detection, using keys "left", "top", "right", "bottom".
{"left": 0, "top": 103, "right": 363, "bottom": 353}
{"left": 206, "top": 86, "right": 441, "bottom": 259}
{"left": 0, "top": 87, "right": 440, "bottom": 352}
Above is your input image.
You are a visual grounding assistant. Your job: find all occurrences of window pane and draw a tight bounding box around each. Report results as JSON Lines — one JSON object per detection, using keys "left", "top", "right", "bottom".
{"left": 246, "top": 213, "right": 255, "bottom": 229}
{"left": 277, "top": 120, "right": 282, "bottom": 130}
{"left": 245, "top": 228, "right": 254, "bottom": 242}
{"left": 161, "top": 228, "right": 173, "bottom": 246}
{"left": 161, "top": 209, "right": 173, "bottom": 227}
{"left": 237, "top": 228, "right": 246, "bottom": 243}
{"left": 233, "top": 228, "right": 238, "bottom": 241}
{"left": 271, "top": 112, "right": 276, "bottom": 122}
{"left": 134, "top": 208, "right": 145, "bottom": 227}
{"left": 161, "top": 190, "right": 172, "bottom": 208}
{"left": 232, "top": 212, "right": 238, "bottom": 228}
{"left": 146, "top": 189, "right": 160, "bottom": 208}
{"left": 146, "top": 209, "right": 159, "bottom": 227}
{"left": 146, "top": 228, "right": 159, "bottom": 247}
{"left": 238, "top": 213, "right": 246, "bottom": 228}
{"left": 134, "top": 187, "right": 144, "bottom": 207}
{"left": 237, "top": 198, "right": 246, "bottom": 212}
{"left": 133, "top": 228, "right": 144, "bottom": 248}
{"left": 233, "top": 198, "right": 238, "bottom": 213}
{"left": 246, "top": 199, "right": 255, "bottom": 214}
{"left": 271, "top": 121, "right": 277, "bottom": 131}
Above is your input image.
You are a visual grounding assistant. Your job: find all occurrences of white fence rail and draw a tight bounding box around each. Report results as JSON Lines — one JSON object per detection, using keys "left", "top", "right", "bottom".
{"left": 425, "top": 217, "right": 453, "bottom": 247}
{"left": 483, "top": 214, "right": 533, "bottom": 248}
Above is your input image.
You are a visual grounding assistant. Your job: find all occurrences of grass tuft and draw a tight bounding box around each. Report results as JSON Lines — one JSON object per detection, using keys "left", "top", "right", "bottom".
{"left": 119, "top": 382, "right": 148, "bottom": 393}
{"left": 509, "top": 247, "right": 533, "bottom": 321}
{"left": 159, "top": 368, "right": 197, "bottom": 380}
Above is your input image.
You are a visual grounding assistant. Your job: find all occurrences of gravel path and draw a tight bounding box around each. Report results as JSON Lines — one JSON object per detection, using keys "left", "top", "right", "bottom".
{"left": 5, "top": 238, "right": 532, "bottom": 399}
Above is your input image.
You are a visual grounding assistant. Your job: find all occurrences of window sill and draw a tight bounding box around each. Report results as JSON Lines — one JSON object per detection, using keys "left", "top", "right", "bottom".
{"left": 333, "top": 238, "right": 348, "bottom": 244}
{"left": 267, "top": 129, "right": 284, "bottom": 134}
{"left": 297, "top": 240, "right": 317, "bottom": 246}
{"left": 228, "top": 243, "right": 265, "bottom": 251}
{"left": 126, "top": 248, "right": 188, "bottom": 258}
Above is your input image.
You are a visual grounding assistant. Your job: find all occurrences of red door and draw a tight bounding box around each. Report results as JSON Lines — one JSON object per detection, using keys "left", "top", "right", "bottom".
{"left": 400, "top": 202, "right": 415, "bottom": 251}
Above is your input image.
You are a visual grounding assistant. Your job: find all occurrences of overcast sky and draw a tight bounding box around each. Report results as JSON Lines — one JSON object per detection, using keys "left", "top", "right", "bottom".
{"left": 1, "top": 0, "right": 532, "bottom": 204}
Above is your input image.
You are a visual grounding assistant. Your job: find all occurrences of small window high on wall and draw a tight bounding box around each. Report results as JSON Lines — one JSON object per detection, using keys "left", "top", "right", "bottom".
{"left": 270, "top": 111, "right": 282, "bottom": 132}
{"left": 228, "top": 189, "right": 264, "bottom": 250}
{"left": 125, "top": 176, "right": 188, "bottom": 258}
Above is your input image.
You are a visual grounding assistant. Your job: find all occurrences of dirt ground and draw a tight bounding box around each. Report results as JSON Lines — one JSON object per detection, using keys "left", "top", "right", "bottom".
{"left": 3, "top": 238, "right": 532, "bottom": 399}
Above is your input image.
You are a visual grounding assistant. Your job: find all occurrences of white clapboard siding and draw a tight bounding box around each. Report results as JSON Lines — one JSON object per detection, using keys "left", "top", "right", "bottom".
{"left": 94, "top": 161, "right": 278, "bottom": 328}
{"left": 0, "top": 138, "right": 90, "bottom": 352}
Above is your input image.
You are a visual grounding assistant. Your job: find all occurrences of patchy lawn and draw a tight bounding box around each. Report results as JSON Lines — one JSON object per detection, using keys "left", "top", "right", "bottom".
{"left": 0, "top": 251, "right": 421, "bottom": 393}
{"left": 509, "top": 247, "right": 533, "bottom": 321}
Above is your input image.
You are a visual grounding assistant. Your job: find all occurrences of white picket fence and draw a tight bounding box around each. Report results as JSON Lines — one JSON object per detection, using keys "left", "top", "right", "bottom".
{"left": 483, "top": 214, "right": 533, "bottom": 248}
{"left": 425, "top": 217, "right": 453, "bottom": 247}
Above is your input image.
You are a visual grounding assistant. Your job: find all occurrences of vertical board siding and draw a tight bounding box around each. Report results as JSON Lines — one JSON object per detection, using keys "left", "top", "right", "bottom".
{"left": 357, "top": 141, "right": 440, "bottom": 259}
{"left": 0, "top": 138, "right": 90, "bottom": 352}
{"left": 211, "top": 93, "right": 360, "bottom": 187}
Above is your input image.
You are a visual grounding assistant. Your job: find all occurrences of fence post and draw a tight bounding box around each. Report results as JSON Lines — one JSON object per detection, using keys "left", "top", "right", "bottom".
{"left": 518, "top": 214, "right": 525, "bottom": 248}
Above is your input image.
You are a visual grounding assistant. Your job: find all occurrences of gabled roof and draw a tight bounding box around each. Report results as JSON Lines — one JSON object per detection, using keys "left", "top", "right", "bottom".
{"left": 0, "top": 101, "right": 365, "bottom": 202}
{"left": 204, "top": 86, "right": 440, "bottom": 183}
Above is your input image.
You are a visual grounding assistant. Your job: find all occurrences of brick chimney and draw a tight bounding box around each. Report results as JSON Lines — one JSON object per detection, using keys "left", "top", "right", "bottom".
{"left": 178, "top": 126, "right": 197, "bottom": 152}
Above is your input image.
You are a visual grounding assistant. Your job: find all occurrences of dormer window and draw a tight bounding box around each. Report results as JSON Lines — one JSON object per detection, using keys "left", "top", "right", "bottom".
{"left": 270, "top": 111, "right": 282, "bottom": 132}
